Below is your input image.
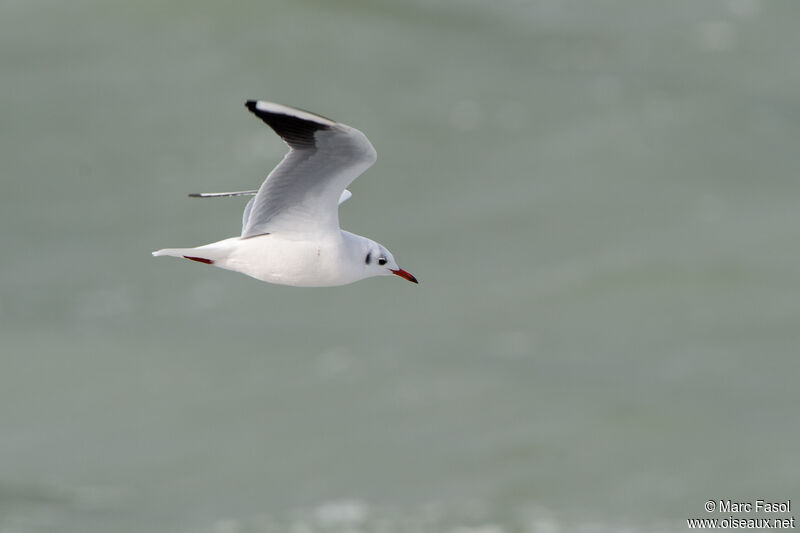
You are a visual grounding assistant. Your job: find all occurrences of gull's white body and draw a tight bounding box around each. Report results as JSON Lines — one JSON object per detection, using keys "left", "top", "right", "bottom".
{"left": 156, "top": 231, "right": 379, "bottom": 287}
{"left": 153, "top": 101, "right": 417, "bottom": 287}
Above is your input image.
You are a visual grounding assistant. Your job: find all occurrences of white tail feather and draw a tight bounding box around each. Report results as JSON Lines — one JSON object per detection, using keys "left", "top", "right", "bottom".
{"left": 152, "top": 248, "right": 193, "bottom": 258}
{"left": 152, "top": 237, "right": 240, "bottom": 265}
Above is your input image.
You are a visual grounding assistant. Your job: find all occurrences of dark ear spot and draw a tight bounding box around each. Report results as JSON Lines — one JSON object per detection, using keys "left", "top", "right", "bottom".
{"left": 365, "top": 252, "right": 372, "bottom": 265}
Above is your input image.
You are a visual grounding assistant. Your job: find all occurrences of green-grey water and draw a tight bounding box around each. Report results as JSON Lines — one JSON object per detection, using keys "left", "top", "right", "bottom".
{"left": 2, "top": 1, "right": 798, "bottom": 531}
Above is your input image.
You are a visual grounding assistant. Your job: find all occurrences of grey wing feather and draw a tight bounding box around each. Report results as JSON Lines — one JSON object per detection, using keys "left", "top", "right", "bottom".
{"left": 241, "top": 101, "right": 376, "bottom": 238}
{"left": 189, "top": 190, "right": 258, "bottom": 198}
{"left": 242, "top": 197, "right": 256, "bottom": 235}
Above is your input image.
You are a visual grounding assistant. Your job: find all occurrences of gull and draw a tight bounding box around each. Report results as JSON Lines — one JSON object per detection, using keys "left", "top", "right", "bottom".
{"left": 152, "top": 101, "right": 418, "bottom": 287}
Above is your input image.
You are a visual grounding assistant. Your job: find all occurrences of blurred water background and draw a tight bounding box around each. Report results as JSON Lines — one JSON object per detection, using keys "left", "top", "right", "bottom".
{"left": 1, "top": 0, "right": 798, "bottom": 531}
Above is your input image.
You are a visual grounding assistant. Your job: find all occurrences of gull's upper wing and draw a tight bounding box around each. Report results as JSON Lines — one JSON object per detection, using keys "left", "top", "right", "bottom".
{"left": 241, "top": 101, "right": 377, "bottom": 238}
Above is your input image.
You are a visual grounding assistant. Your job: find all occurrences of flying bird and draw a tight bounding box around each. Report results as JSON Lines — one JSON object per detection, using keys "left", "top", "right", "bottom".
{"left": 152, "top": 101, "right": 417, "bottom": 287}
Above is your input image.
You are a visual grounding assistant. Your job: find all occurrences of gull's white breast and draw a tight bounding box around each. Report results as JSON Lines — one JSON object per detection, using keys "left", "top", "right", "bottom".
{"left": 212, "top": 232, "right": 363, "bottom": 287}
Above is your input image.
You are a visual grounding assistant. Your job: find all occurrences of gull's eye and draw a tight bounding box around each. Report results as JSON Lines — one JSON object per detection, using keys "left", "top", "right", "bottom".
{"left": 378, "top": 256, "right": 387, "bottom": 266}
{"left": 365, "top": 252, "right": 372, "bottom": 265}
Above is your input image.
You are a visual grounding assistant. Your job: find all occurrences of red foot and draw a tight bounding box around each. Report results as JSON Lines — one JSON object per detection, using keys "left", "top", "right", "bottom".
{"left": 183, "top": 256, "right": 214, "bottom": 264}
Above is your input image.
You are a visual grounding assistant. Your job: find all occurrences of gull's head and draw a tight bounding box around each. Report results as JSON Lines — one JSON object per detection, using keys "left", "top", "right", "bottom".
{"left": 361, "top": 239, "right": 418, "bottom": 284}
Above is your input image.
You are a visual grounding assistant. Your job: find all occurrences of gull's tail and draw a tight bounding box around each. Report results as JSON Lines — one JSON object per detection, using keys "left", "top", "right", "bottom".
{"left": 152, "top": 248, "right": 215, "bottom": 264}
{"left": 152, "top": 238, "right": 239, "bottom": 266}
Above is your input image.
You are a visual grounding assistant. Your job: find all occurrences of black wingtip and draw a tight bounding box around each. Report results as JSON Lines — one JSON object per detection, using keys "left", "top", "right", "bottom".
{"left": 243, "top": 100, "right": 331, "bottom": 149}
